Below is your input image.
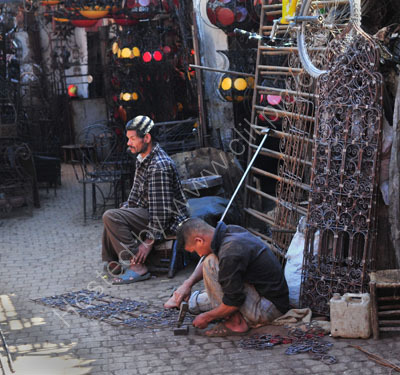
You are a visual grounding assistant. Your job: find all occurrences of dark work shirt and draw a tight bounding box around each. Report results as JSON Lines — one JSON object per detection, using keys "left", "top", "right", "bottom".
{"left": 211, "top": 222, "right": 289, "bottom": 314}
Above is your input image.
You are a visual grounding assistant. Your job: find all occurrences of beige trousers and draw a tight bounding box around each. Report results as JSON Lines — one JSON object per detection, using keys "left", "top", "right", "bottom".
{"left": 203, "top": 254, "right": 283, "bottom": 327}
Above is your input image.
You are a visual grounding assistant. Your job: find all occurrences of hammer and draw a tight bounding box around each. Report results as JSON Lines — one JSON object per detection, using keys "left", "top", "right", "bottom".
{"left": 173, "top": 301, "right": 189, "bottom": 335}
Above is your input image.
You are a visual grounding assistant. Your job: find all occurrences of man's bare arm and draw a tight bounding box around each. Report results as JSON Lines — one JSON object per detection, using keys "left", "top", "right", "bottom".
{"left": 164, "top": 261, "right": 204, "bottom": 308}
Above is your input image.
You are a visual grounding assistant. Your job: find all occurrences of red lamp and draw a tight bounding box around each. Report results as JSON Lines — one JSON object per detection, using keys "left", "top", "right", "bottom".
{"left": 206, "top": 0, "right": 250, "bottom": 31}
{"left": 143, "top": 52, "right": 152, "bottom": 63}
{"left": 153, "top": 50, "right": 163, "bottom": 61}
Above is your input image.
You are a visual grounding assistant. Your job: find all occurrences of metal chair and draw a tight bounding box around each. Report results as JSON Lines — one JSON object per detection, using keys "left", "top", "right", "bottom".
{"left": 72, "top": 123, "right": 128, "bottom": 222}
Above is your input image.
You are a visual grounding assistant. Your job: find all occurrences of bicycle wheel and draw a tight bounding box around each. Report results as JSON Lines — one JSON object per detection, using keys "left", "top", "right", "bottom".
{"left": 297, "top": 0, "right": 362, "bottom": 78}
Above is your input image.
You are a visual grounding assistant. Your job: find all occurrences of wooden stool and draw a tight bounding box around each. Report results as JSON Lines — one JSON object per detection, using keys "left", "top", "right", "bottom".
{"left": 147, "top": 236, "right": 186, "bottom": 278}
{"left": 370, "top": 269, "right": 400, "bottom": 339}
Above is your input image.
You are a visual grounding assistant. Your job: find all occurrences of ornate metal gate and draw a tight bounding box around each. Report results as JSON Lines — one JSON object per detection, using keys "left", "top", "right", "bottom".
{"left": 300, "top": 25, "right": 383, "bottom": 315}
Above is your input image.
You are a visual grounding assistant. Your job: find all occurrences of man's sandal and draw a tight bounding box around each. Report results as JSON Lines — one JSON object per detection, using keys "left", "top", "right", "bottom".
{"left": 112, "top": 269, "right": 151, "bottom": 285}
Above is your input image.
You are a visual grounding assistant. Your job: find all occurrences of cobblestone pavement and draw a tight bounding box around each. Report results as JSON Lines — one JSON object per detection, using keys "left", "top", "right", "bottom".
{"left": 0, "top": 164, "right": 399, "bottom": 375}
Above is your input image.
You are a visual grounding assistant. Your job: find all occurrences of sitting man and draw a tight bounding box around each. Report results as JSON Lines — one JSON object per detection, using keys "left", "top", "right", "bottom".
{"left": 102, "top": 115, "right": 188, "bottom": 284}
{"left": 164, "top": 218, "right": 289, "bottom": 336}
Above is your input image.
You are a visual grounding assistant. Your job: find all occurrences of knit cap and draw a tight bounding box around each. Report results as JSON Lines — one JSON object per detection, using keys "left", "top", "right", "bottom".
{"left": 126, "top": 115, "right": 155, "bottom": 134}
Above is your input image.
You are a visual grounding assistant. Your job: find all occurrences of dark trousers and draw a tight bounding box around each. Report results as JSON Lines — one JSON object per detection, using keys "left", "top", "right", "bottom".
{"left": 102, "top": 207, "right": 149, "bottom": 262}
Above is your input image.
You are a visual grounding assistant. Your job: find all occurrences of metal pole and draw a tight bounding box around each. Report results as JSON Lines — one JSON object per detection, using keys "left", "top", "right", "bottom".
{"left": 220, "top": 128, "right": 270, "bottom": 223}
{"left": 0, "top": 328, "right": 15, "bottom": 373}
{"left": 189, "top": 64, "right": 255, "bottom": 78}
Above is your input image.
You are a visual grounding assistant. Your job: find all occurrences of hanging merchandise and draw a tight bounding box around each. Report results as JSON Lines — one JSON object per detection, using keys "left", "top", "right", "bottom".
{"left": 108, "top": 4, "right": 198, "bottom": 127}
{"left": 139, "top": 27, "right": 167, "bottom": 65}
{"left": 206, "top": 0, "right": 253, "bottom": 33}
{"left": 215, "top": 49, "right": 256, "bottom": 103}
{"left": 70, "top": 18, "right": 98, "bottom": 27}
{"left": 142, "top": 49, "right": 163, "bottom": 63}
{"left": 112, "top": 0, "right": 139, "bottom": 25}
{"left": 52, "top": 8, "right": 71, "bottom": 23}
{"left": 125, "top": 0, "right": 161, "bottom": 20}
{"left": 119, "top": 84, "right": 140, "bottom": 102}
{"left": 68, "top": 84, "right": 78, "bottom": 97}
{"left": 67, "top": 7, "right": 100, "bottom": 27}
{"left": 112, "top": 27, "right": 142, "bottom": 61}
{"left": 218, "top": 73, "right": 253, "bottom": 102}
{"left": 41, "top": 1, "right": 60, "bottom": 5}
{"left": 112, "top": 13, "right": 139, "bottom": 26}
{"left": 161, "top": 0, "right": 179, "bottom": 12}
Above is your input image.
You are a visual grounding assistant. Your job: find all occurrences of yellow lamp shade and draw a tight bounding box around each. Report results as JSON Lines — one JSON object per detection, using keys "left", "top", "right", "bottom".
{"left": 246, "top": 77, "right": 255, "bottom": 88}
{"left": 117, "top": 49, "right": 122, "bottom": 58}
{"left": 132, "top": 47, "right": 141, "bottom": 57}
{"left": 41, "top": 1, "right": 60, "bottom": 5}
{"left": 79, "top": 9, "right": 109, "bottom": 19}
{"left": 121, "top": 48, "right": 132, "bottom": 58}
{"left": 220, "top": 77, "right": 232, "bottom": 91}
{"left": 112, "top": 42, "right": 119, "bottom": 55}
{"left": 122, "top": 93, "right": 131, "bottom": 101}
{"left": 132, "top": 92, "right": 139, "bottom": 101}
{"left": 53, "top": 17, "right": 69, "bottom": 22}
{"left": 234, "top": 78, "right": 247, "bottom": 91}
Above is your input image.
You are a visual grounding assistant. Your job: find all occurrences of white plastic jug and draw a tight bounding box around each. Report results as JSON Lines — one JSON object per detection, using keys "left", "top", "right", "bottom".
{"left": 330, "top": 293, "right": 371, "bottom": 339}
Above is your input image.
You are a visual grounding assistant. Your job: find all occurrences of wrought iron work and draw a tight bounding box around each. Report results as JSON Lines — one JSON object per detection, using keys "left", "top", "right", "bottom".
{"left": 270, "top": 52, "right": 315, "bottom": 255}
{"left": 300, "top": 25, "right": 383, "bottom": 315}
{"left": 0, "top": 140, "right": 34, "bottom": 216}
{"left": 32, "top": 289, "right": 194, "bottom": 329}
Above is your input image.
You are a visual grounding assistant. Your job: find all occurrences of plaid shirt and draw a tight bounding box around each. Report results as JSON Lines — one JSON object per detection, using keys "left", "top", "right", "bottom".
{"left": 127, "top": 144, "right": 188, "bottom": 240}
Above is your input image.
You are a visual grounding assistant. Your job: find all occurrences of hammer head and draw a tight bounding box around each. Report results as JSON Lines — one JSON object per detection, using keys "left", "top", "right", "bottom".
{"left": 173, "top": 325, "right": 189, "bottom": 336}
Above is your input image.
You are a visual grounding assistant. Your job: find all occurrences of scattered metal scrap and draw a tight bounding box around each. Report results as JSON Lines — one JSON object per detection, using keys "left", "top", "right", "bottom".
{"left": 239, "top": 326, "right": 336, "bottom": 365}
{"left": 351, "top": 345, "right": 400, "bottom": 373}
{"left": 300, "top": 25, "right": 383, "bottom": 315}
{"left": 31, "top": 289, "right": 194, "bottom": 330}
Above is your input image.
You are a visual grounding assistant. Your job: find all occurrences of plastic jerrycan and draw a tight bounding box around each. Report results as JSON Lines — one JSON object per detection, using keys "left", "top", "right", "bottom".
{"left": 330, "top": 293, "right": 371, "bottom": 339}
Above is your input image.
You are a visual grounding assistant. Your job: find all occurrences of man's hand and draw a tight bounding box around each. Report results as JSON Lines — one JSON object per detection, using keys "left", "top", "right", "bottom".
{"left": 131, "top": 241, "right": 153, "bottom": 265}
{"left": 193, "top": 312, "right": 212, "bottom": 329}
{"left": 164, "top": 281, "right": 192, "bottom": 309}
{"left": 173, "top": 282, "right": 192, "bottom": 305}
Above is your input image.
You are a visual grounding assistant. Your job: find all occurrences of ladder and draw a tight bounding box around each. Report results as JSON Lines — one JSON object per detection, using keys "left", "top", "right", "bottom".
{"left": 243, "top": 0, "right": 315, "bottom": 260}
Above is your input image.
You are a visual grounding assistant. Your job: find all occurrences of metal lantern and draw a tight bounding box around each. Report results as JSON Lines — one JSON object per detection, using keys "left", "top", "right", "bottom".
{"left": 112, "top": 28, "right": 142, "bottom": 60}
{"left": 41, "top": 1, "right": 60, "bottom": 5}
{"left": 70, "top": 19, "right": 98, "bottom": 27}
{"left": 206, "top": 0, "right": 250, "bottom": 32}
{"left": 142, "top": 49, "right": 163, "bottom": 63}
{"left": 161, "top": 0, "right": 179, "bottom": 12}
{"left": 218, "top": 73, "right": 253, "bottom": 102}
{"left": 119, "top": 91, "right": 140, "bottom": 102}
{"left": 125, "top": 0, "right": 160, "bottom": 19}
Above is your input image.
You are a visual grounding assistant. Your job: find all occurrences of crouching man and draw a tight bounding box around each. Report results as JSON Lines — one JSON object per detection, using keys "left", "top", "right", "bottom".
{"left": 164, "top": 218, "right": 289, "bottom": 336}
